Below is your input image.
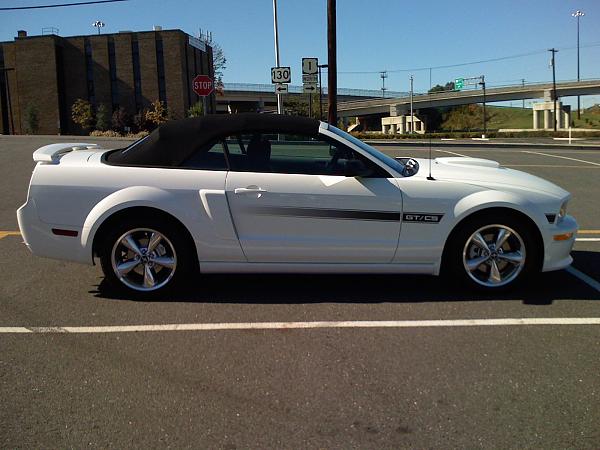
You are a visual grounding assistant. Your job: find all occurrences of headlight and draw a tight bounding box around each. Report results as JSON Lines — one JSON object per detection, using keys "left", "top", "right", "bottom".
{"left": 558, "top": 201, "right": 568, "bottom": 222}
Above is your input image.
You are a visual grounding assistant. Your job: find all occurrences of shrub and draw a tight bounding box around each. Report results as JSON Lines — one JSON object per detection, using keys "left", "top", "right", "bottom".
{"left": 95, "top": 104, "right": 110, "bottom": 131}
{"left": 71, "top": 99, "right": 94, "bottom": 131}
{"left": 24, "top": 104, "right": 40, "bottom": 134}
{"left": 111, "top": 106, "right": 131, "bottom": 132}
{"left": 145, "top": 100, "right": 169, "bottom": 128}
{"left": 89, "top": 130, "right": 121, "bottom": 137}
{"left": 187, "top": 102, "right": 204, "bottom": 118}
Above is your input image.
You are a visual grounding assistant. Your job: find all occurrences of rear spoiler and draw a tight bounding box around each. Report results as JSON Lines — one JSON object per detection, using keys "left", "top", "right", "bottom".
{"left": 33, "top": 143, "right": 100, "bottom": 163}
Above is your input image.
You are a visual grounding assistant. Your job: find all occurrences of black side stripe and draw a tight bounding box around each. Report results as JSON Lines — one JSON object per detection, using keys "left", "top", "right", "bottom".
{"left": 245, "top": 206, "right": 401, "bottom": 222}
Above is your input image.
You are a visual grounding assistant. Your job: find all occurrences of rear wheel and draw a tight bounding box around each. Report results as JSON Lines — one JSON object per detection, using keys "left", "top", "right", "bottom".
{"left": 99, "top": 217, "right": 194, "bottom": 296}
{"left": 444, "top": 214, "right": 539, "bottom": 290}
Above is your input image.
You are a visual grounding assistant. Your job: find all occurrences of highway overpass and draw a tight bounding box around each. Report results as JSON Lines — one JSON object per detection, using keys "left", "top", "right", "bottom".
{"left": 217, "top": 83, "right": 408, "bottom": 113}
{"left": 337, "top": 79, "right": 600, "bottom": 118}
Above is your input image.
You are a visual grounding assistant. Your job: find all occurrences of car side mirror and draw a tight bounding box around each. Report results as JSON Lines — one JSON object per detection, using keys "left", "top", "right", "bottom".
{"left": 344, "top": 159, "right": 372, "bottom": 177}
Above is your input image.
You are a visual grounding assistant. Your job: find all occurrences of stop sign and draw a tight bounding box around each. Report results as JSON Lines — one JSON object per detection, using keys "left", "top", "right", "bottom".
{"left": 192, "top": 75, "right": 214, "bottom": 97}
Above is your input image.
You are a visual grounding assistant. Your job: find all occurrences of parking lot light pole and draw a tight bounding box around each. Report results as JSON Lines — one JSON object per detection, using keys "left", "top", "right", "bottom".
{"left": 479, "top": 75, "right": 486, "bottom": 137}
{"left": 572, "top": 10, "right": 584, "bottom": 119}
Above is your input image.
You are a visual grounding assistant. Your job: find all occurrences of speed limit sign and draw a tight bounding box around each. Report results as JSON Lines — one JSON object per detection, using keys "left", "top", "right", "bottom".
{"left": 271, "top": 66, "right": 291, "bottom": 84}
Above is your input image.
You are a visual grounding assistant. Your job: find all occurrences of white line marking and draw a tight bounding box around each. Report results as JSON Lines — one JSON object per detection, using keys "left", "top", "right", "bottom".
{"left": 2, "top": 318, "right": 600, "bottom": 334}
{"left": 576, "top": 238, "right": 600, "bottom": 242}
{"left": 566, "top": 266, "right": 600, "bottom": 293}
{"left": 435, "top": 149, "right": 469, "bottom": 157}
{"left": 522, "top": 151, "right": 600, "bottom": 167}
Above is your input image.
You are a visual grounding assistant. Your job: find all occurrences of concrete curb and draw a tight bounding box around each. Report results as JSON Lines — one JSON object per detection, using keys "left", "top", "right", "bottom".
{"left": 364, "top": 140, "right": 600, "bottom": 150}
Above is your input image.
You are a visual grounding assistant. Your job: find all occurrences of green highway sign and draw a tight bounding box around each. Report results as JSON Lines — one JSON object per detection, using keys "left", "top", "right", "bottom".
{"left": 455, "top": 78, "right": 464, "bottom": 90}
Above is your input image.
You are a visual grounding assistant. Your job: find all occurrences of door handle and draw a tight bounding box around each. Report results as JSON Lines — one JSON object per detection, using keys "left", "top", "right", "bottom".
{"left": 234, "top": 186, "right": 267, "bottom": 195}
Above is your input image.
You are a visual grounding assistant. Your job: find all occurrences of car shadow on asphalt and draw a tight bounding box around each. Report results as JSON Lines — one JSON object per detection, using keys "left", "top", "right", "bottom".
{"left": 90, "top": 251, "right": 599, "bottom": 305}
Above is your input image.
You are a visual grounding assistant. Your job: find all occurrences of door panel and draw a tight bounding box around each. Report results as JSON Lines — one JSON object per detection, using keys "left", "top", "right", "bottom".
{"left": 225, "top": 172, "right": 402, "bottom": 263}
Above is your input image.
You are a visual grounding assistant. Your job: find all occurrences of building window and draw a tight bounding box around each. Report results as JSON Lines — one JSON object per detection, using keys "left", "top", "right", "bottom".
{"left": 155, "top": 36, "right": 166, "bottom": 105}
{"left": 84, "top": 37, "right": 95, "bottom": 105}
{"left": 131, "top": 37, "right": 142, "bottom": 112}
{"left": 108, "top": 38, "right": 118, "bottom": 111}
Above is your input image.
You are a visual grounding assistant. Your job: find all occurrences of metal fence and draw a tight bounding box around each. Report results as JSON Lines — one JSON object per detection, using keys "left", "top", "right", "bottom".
{"left": 223, "top": 83, "right": 408, "bottom": 98}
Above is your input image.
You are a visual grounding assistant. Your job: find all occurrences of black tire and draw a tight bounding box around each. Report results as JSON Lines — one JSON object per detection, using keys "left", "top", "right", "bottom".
{"left": 442, "top": 213, "right": 540, "bottom": 291}
{"left": 99, "top": 213, "right": 196, "bottom": 297}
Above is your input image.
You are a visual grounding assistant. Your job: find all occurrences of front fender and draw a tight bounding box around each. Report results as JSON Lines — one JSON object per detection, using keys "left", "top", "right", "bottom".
{"left": 452, "top": 190, "right": 548, "bottom": 231}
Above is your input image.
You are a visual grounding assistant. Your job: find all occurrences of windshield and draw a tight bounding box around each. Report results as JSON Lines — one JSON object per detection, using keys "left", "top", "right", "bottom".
{"left": 328, "top": 125, "right": 405, "bottom": 175}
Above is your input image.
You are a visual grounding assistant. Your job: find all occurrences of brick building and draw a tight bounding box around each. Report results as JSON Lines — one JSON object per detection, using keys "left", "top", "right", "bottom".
{"left": 0, "top": 28, "right": 215, "bottom": 135}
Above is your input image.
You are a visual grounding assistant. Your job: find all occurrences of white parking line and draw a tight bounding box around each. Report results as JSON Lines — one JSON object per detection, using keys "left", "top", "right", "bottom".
{"left": 435, "top": 149, "right": 469, "bottom": 157}
{"left": 1, "top": 318, "right": 600, "bottom": 334}
{"left": 576, "top": 238, "right": 600, "bottom": 242}
{"left": 566, "top": 266, "right": 600, "bottom": 293}
{"left": 522, "top": 151, "right": 600, "bottom": 167}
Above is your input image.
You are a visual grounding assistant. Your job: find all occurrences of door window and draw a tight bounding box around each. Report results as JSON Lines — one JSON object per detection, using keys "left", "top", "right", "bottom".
{"left": 224, "top": 133, "right": 389, "bottom": 177}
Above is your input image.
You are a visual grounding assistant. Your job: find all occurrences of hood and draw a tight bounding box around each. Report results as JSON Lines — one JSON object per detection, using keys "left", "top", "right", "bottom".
{"left": 416, "top": 157, "right": 569, "bottom": 199}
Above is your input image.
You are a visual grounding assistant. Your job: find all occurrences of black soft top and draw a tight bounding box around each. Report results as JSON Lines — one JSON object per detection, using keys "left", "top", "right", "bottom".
{"left": 107, "top": 113, "right": 321, "bottom": 167}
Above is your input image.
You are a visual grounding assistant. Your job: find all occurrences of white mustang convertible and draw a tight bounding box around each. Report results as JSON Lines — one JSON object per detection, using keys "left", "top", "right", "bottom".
{"left": 18, "top": 114, "right": 577, "bottom": 295}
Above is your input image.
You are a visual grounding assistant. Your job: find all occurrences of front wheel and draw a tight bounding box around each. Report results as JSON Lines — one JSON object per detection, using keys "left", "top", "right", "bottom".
{"left": 99, "top": 217, "right": 195, "bottom": 296}
{"left": 444, "top": 215, "right": 539, "bottom": 290}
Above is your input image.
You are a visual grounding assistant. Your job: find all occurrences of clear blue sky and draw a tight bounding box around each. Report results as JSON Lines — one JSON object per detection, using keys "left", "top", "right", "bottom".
{"left": 1, "top": 0, "right": 599, "bottom": 106}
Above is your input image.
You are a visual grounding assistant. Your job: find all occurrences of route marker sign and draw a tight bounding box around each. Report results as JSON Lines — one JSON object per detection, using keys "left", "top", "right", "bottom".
{"left": 271, "top": 67, "right": 291, "bottom": 84}
{"left": 302, "top": 74, "right": 318, "bottom": 84}
{"left": 275, "top": 83, "right": 288, "bottom": 94}
{"left": 302, "top": 57, "right": 318, "bottom": 75}
{"left": 192, "top": 75, "right": 214, "bottom": 96}
{"left": 454, "top": 78, "right": 464, "bottom": 90}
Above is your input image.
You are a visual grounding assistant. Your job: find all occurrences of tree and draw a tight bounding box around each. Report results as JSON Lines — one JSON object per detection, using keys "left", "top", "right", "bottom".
{"left": 95, "top": 103, "right": 110, "bottom": 131}
{"left": 284, "top": 93, "right": 320, "bottom": 118}
{"left": 187, "top": 102, "right": 204, "bottom": 117}
{"left": 211, "top": 42, "right": 227, "bottom": 84}
{"left": 144, "top": 100, "right": 169, "bottom": 128}
{"left": 441, "top": 104, "right": 497, "bottom": 131}
{"left": 24, "top": 104, "right": 40, "bottom": 134}
{"left": 71, "top": 98, "right": 94, "bottom": 131}
{"left": 428, "top": 81, "right": 455, "bottom": 94}
{"left": 111, "top": 106, "right": 131, "bottom": 132}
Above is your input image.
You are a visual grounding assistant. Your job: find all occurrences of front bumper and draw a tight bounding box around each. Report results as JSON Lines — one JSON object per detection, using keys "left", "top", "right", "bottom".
{"left": 541, "top": 215, "right": 577, "bottom": 272}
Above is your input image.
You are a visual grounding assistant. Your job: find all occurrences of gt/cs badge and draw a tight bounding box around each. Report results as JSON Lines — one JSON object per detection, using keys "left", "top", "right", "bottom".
{"left": 403, "top": 213, "right": 444, "bottom": 223}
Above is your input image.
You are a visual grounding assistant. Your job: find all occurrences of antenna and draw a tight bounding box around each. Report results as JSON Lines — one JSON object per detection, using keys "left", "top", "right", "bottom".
{"left": 427, "top": 69, "right": 435, "bottom": 180}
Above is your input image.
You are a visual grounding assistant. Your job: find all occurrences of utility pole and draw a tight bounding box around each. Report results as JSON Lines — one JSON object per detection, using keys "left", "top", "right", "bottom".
{"left": 521, "top": 79, "right": 525, "bottom": 109}
{"left": 409, "top": 75, "right": 414, "bottom": 134}
{"left": 327, "top": 0, "right": 337, "bottom": 125}
{"left": 272, "top": 0, "right": 282, "bottom": 114}
{"left": 318, "top": 64, "right": 328, "bottom": 121}
{"left": 549, "top": 48, "right": 558, "bottom": 131}
{"left": 572, "top": 10, "right": 584, "bottom": 119}
{"left": 380, "top": 71, "right": 387, "bottom": 98}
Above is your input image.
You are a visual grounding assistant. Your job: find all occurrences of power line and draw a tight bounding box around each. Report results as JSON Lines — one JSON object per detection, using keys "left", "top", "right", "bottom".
{"left": 338, "top": 42, "right": 600, "bottom": 75}
{"left": 0, "top": 0, "right": 128, "bottom": 11}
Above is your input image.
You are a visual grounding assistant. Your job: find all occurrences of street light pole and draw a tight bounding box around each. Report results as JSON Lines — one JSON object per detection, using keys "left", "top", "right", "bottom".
{"left": 549, "top": 48, "right": 558, "bottom": 131}
{"left": 409, "top": 75, "right": 414, "bottom": 134}
{"left": 327, "top": 0, "right": 337, "bottom": 125}
{"left": 480, "top": 75, "right": 487, "bottom": 137}
{"left": 572, "top": 10, "right": 584, "bottom": 119}
{"left": 272, "top": 0, "right": 282, "bottom": 114}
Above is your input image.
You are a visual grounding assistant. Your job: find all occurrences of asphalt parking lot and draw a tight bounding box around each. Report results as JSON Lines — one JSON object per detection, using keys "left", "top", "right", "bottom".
{"left": 1, "top": 135, "right": 599, "bottom": 449}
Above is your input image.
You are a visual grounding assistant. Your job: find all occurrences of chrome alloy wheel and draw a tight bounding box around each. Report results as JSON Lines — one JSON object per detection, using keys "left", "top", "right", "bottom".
{"left": 111, "top": 228, "right": 177, "bottom": 292}
{"left": 462, "top": 224, "right": 526, "bottom": 288}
